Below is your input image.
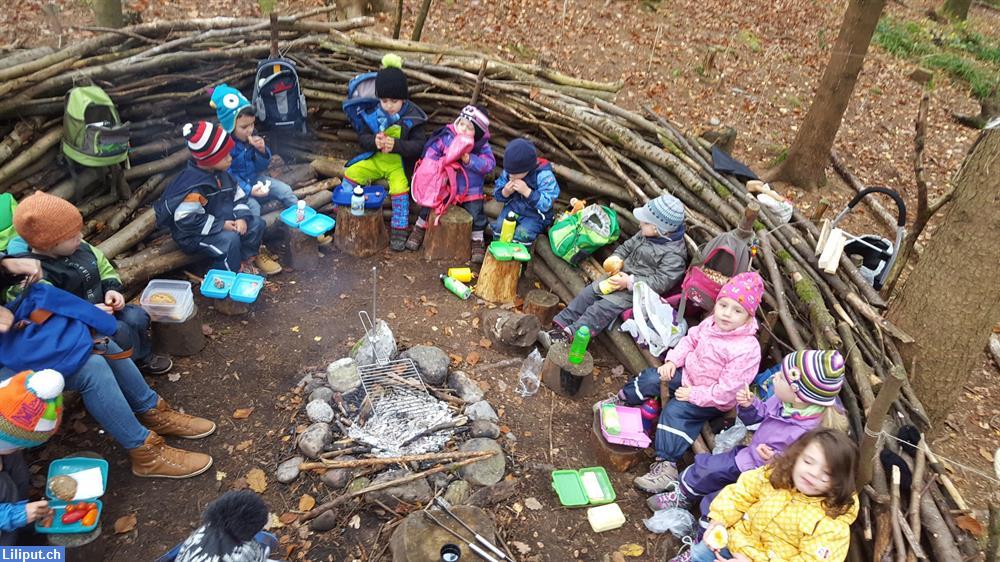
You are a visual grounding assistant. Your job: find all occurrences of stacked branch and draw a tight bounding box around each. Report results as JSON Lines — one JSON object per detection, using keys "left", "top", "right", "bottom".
{"left": 0, "top": 13, "right": 972, "bottom": 559}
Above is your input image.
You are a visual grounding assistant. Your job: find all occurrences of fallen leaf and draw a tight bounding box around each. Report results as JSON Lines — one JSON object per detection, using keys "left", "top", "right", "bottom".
{"left": 449, "top": 353, "right": 464, "bottom": 365}
{"left": 339, "top": 293, "right": 347, "bottom": 299}
{"left": 298, "top": 493, "right": 316, "bottom": 512}
{"left": 230, "top": 477, "right": 249, "bottom": 490}
{"left": 466, "top": 351, "right": 481, "bottom": 366}
{"left": 233, "top": 407, "right": 254, "bottom": 419}
{"left": 979, "top": 447, "right": 993, "bottom": 462}
{"left": 313, "top": 336, "right": 323, "bottom": 342}
{"left": 524, "top": 497, "right": 542, "bottom": 510}
{"left": 167, "top": 373, "right": 181, "bottom": 382}
{"left": 618, "top": 543, "right": 645, "bottom": 557}
{"left": 291, "top": 325, "right": 300, "bottom": 333}
{"left": 387, "top": 312, "right": 397, "bottom": 319}
{"left": 215, "top": 470, "right": 227, "bottom": 481}
{"left": 114, "top": 513, "right": 137, "bottom": 534}
{"left": 348, "top": 514, "right": 361, "bottom": 529}
{"left": 611, "top": 365, "right": 625, "bottom": 377}
{"left": 268, "top": 512, "right": 288, "bottom": 529}
{"left": 235, "top": 439, "right": 253, "bottom": 452}
{"left": 956, "top": 514, "right": 985, "bottom": 537}
{"left": 201, "top": 324, "right": 213, "bottom": 336}
{"left": 511, "top": 541, "right": 532, "bottom": 554}
{"left": 247, "top": 468, "right": 268, "bottom": 493}
{"left": 279, "top": 512, "right": 298, "bottom": 525}
{"left": 472, "top": 317, "right": 479, "bottom": 328}
{"left": 512, "top": 502, "right": 523, "bottom": 514}
{"left": 479, "top": 338, "right": 492, "bottom": 349}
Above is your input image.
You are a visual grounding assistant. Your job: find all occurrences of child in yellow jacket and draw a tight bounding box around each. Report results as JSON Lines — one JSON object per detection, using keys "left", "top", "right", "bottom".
{"left": 672, "top": 428, "right": 859, "bottom": 562}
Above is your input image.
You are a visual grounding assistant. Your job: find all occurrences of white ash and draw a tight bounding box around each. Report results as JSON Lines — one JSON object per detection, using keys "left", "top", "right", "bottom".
{"left": 347, "top": 388, "right": 454, "bottom": 457}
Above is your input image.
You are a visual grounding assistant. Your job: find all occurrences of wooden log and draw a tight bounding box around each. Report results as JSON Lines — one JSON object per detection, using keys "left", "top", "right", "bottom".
{"left": 423, "top": 205, "right": 472, "bottom": 262}
{"left": 474, "top": 250, "right": 520, "bottom": 304}
{"left": 523, "top": 289, "right": 560, "bottom": 327}
{"left": 334, "top": 206, "right": 387, "bottom": 257}
{"left": 590, "top": 409, "right": 644, "bottom": 473}
{"left": 152, "top": 304, "right": 206, "bottom": 357}
{"left": 857, "top": 366, "right": 906, "bottom": 491}
{"left": 284, "top": 227, "right": 319, "bottom": 271}
{"left": 300, "top": 450, "right": 489, "bottom": 471}
{"left": 0, "top": 127, "right": 62, "bottom": 187}
{"left": 481, "top": 308, "right": 540, "bottom": 348}
{"left": 540, "top": 341, "right": 594, "bottom": 398}
{"left": 920, "top": 490, "right": 964, "bottom": 562}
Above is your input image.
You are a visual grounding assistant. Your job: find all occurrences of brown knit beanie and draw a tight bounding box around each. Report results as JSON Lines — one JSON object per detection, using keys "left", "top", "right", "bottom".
{"left": 13, "top": 192, "right": 83, "bottom": 251}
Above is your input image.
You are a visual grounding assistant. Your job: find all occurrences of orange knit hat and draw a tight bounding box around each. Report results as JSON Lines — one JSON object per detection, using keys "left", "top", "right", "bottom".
{"left": 13, "top": 191, "right": 83, "bottom": 251}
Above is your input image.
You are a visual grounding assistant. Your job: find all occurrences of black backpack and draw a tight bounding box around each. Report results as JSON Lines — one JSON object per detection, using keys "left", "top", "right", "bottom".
{"left": 252, "top": 57, "right": 307, "bottom": 133}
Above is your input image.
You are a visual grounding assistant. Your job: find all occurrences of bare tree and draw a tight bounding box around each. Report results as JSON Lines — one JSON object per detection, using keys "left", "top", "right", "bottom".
{"left": 767, "top": 0, "right": 887, "bottom": 189}
{"left": 887, "top": 125, "right": 1000, "bottom": 424}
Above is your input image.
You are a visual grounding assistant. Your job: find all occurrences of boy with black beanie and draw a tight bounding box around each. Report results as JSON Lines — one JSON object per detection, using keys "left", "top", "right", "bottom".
{"left": 343, "top": 54, "right": 428, "bottom": 251}
{"left": 493, "top": 138, "right": 561, "bottom": 243}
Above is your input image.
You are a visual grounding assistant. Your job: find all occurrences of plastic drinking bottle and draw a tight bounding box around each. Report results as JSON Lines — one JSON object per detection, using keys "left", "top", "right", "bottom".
{"left": 567, "top": 325, "right": 591, "bottom": 364}
{"left": 440, "top": 275, "right": 472, "bottom": 300}
{"left": 601, "top": 402, "right": 621, "bottom": 435}
{"left": 447, "top": 267, "right": 474, "bottom": 283}
{"left": 350, "top": 187, "right": 365, "bottom": 216}
{"left": 598, "top": 274, "right": 622, "bottom": 295}
{"left": 500, "top": 212, "right": 517, "bottom": 243}
{"left": 295, "top": 200, "right": 306, "bottom": 223}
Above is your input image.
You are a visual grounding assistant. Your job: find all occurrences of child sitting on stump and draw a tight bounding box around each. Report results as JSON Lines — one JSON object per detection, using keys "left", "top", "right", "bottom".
{"left": 155, "top": 121, "right": 266, "bottom": 275}
{"left": 612, "top": 271, "right": 763, "bottom": 493}
{"left": 10, "top": 192, "right": 172, "bottom": 375}
{"left": 492, "top": 138, "right": 560, "bottom": 244}
{"left": 343, "top": 55, "right": 428, "bottom": 251}
{"left": 648, "top": 350, "right": 847, "bottom": 533}
{"left": 406, "top": 105, "right": 496, "bottom": 263}
{"left": 544, "top": 193, "right": 687, "bottom": 345}
{"left": 0, "top": 369, "right": 63, "bottom": 545}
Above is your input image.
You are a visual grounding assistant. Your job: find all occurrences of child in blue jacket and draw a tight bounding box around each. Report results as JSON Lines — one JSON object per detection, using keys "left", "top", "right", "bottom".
{"left": 493, "top": 139, "right": 560, "bottom": 244}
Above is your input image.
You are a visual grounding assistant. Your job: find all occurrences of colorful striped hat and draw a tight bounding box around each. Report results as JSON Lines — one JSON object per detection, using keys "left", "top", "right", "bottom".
{"left": 0, "top": 370, "right": 64, "bottom": 453}
{"left": 183, "top": 121, "right": 234, "bottom": 167}
{"left": 780, "top": 350, "right": 845, "bottom": 407}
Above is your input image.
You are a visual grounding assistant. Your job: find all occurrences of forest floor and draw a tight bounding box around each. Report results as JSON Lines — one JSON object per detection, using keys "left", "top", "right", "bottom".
{"left": 5, "top": 0, "right": 1000, "bottom": 560}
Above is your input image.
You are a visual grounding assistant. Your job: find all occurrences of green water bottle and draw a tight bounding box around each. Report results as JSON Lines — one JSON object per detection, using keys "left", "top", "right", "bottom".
{"left": 567, "top": 325, "right": 591, "bottom": 364}
{"left": 440, "top": 274, "right": 472, "bottom": 300}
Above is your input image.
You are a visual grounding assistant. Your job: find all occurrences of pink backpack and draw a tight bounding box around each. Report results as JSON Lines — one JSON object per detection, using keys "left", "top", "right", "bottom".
{"left": 667, "top": 230, "right": 752, "bottom": 321}
{"left": 411, "top": 134, "right": 474, "bottom": 223}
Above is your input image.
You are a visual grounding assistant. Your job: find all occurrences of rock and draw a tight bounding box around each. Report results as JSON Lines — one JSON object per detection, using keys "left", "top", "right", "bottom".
{"left": 326, "top": 358, "right": 361, "bottom": 393}
{"left": 458, "top": 438, "right": 505, "bottom": 487}
{"left": 306, "top": 399, "right": 335, "bottom": 423}
{"left": 309, "top": 386, "right": 334, "bottom": 403}
{"left": 320, "top": 456, "right": 355, "bottom": 490}
{"left": 350, "top": 319, "right": 396, "bottom": 366}
{"left": 366, "top": 469, "right": 432, "bottom": 509}
{"left": 302, "top": 375, "right": 327, "bottom": 394}
{"left": 309, "top": 511, "right": 339, "bottom": 532}
{"left": 443, "top": 480, "right": 471, "bottom": 505}
{"left": 428, "top": 472, "right": 452, "bottom": 491}
{"left": 275, "top": 456, "right": 303, "bottom": 484}
{"left": 389, "top": 505, "right": 496, "bottom": 560}
{"left": 346, "top": 476, "right": 371, "bottom": 494}
{"left": 400, "top": 345, "right": 449, "bottom": 386}
{"left": 297, "top": 423, "right": 332, "bottom": 459}
{"left": 465, "top": 400, "right": 498, "bottom": 423}
{"left": 469, "top": 419, "right": 500, "bottom": 439}
{"left": 448, "top": 370, "right": 484, "bottom": 402}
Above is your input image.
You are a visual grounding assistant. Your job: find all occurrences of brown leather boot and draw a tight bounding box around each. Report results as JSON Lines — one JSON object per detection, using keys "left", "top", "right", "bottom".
{"left": 129, "top": 431, "right": 213, "bottom": 479}
{"left": 139, "top": 397, "right": 216, "bottom": 439}
{"left": 405, "top": 224, "right": 426, "bottom": 251}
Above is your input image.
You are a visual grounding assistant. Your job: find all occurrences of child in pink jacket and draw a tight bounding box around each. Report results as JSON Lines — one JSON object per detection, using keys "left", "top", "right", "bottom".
{"left": 608, "top": 271, "right": 763, "bottom": 493}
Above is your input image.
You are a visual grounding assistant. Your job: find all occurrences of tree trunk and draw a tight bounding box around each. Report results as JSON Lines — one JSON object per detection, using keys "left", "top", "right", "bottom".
{"left": 411, "top": 0, "right": 434, "bottom": 42}
{"left": 887, "top": 127, "right": 1000, "bottom": 424}
{"left": 93, "top": 0, "right": 124, "bottom": 28}
{"left": 942, "top": 0, "right": 973, "bottom": 20}
{"left": 766, "top": 0, "right": 887, "bottom": 189}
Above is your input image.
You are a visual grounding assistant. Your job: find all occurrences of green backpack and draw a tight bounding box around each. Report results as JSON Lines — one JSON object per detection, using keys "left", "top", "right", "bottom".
{"left": 62, "top": 86, "right": 130, "bottom": 167}
{"left": 0, "top": 193, "right": 16, "bottom": 252}
{"left": 549, "top": 204, "right": 620, "bottom": 265}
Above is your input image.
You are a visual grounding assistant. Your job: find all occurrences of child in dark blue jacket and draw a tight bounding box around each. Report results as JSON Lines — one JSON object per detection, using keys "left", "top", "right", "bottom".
{"left": 493, "top": 139, "right": 560, "bottom": 244}
{"left": 154, "top": 122, "right": 265, "bottom": 275}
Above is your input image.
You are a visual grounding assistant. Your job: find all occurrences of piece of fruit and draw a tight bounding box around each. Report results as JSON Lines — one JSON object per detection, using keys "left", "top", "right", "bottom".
{"left": 48, "top": 475, "right": 77, "bottom": 502}
{"left": 704, "top": 525, "right": 728, "bottom": 550}
{"left": 61, "top": 510, "right": 86, "bottom": 524}
{"left": 39, "top": 516, "right": 53, "bottom": 528}
{"left": 81, "top": 508, "right": 98, "bottom": 527}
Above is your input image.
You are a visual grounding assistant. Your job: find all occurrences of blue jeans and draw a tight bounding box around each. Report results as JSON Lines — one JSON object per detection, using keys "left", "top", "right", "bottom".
{"left": 114, "top": 304, "right": 152, "bottom": 363}
{"left": 0, "top": 341, "right": 157, "bottom": 449}
{"left": 246, "top": 176, "right": 297, "bottom": 216}
{"left": 690, "top": 544, "right": 731, "bottom": 562}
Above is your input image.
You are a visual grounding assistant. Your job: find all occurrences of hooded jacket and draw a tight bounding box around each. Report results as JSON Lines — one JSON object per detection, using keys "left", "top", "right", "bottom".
{"left": 735, "top": 395, "right": 824, "bottom": 472}
{"left": 493, "top": 160, "right": 560, "bottom": 224}
{"left": 228, "top": 139, "right": 272, "bottom": 195}
{"left": 708, "top": 466, "right": 858, "bottom": 562}
{"left": 420, "top": 124, "right": 496, "bottom": 200}
{"left": 154, "top": 162, "right": 253, "bottom": 254}
{"left": 353, "top": 101, "right": 429, "bottom": 180}
{"left": 599, "top": 230, "right": 688, "bottom": 309}
{"left": 665, "top": 315, "right": 761, "bottom": 410}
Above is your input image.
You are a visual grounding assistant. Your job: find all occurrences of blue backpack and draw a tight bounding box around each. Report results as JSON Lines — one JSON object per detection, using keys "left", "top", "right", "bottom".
{"left": 252, "top": 57, "right": 308, "bottom": 133}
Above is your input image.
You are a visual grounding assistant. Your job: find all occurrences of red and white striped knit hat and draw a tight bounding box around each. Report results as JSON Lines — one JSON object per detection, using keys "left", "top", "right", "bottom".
{"left": 183, "top": 121, "right": 234, "bottom": 167}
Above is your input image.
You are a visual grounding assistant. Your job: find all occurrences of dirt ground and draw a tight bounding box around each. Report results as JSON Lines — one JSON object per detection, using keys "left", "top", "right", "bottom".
{"left": 5, "top": 0, "right": 1000, "bottom": 559}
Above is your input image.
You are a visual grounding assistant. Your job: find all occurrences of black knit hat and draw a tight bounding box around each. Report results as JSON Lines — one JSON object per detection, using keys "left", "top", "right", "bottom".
{"left": 375, "top": 67, "right": 408, "bottom": 100}
{"left": 503, "top": 138, "right": 538, "bottom": 175}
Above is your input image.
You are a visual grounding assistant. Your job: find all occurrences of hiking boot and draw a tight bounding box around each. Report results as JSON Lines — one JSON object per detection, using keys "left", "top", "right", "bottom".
{"left": 405, "top": 225, "right": 426, "bottom": 251}
{"left": 647, "top": 482, "right": 693, "bottom": 511}
{"left": 316, "top": 233, "right": 333, "bottom": 246}
{"left": 390, "top": 228, "right": 408, "bottom": 252}
{"left": 138, "top": 354, "right": 173, "bottom": 376}
{"left": 470, "top": 238, "right": 485, "bottom": 264}
{"left": 129, "top": 431, "right": 213, "bottom": 479}
{"left": 139, "top": 397, "right": 217, "bottom": 439}
{"left": 538, "top": 328, "right": 570, "bottom": 348}
{"left": 634, "top": 460, "right": 679, "bottom": 493}
{"left": 254, "top": 247, "right": 282, "bottom": 275}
